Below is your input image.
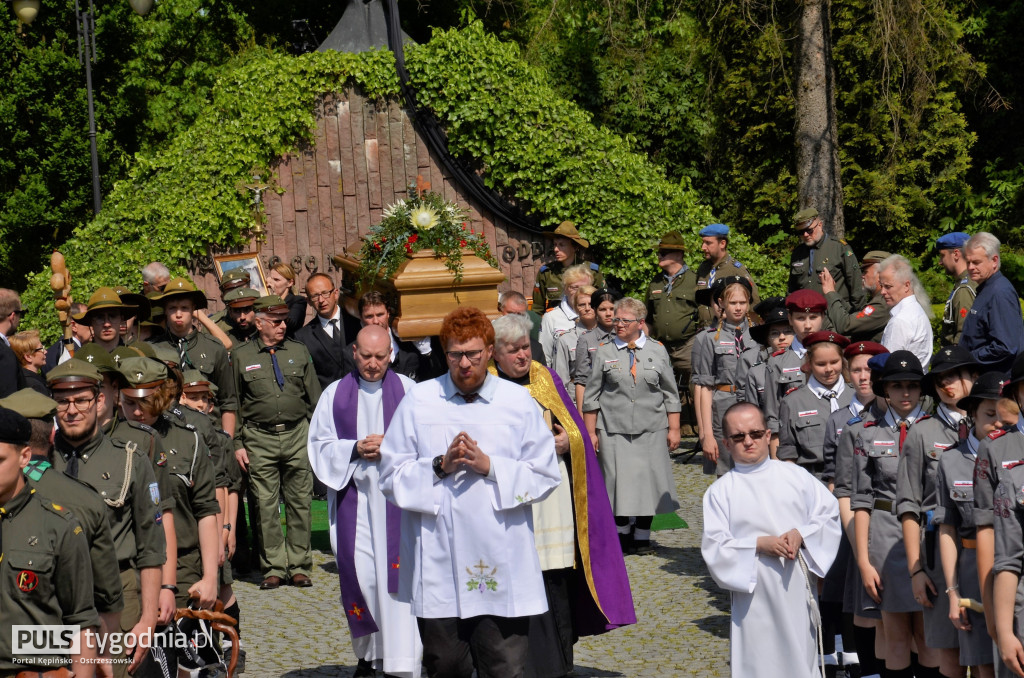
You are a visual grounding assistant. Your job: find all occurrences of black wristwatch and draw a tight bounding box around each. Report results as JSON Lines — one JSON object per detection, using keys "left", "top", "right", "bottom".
{"left": 222, "top": 523, "right": 232, "bottom": 532}
{"left": 161, "top": 584, "right": 179, "bottom": 594}
{"left": 432, "top": 455, "right": 449, "bottom": 479}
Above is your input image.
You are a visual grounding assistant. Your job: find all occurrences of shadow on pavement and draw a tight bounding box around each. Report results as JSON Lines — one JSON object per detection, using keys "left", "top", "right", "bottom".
{"left": 570, "top": 666, "right": 625, "bottom": 677}
{"left": 691, "top": 613, "right": 731, "bottom": 640}
{"left": 282, "top": 665, "right": 355, "bottom": 677}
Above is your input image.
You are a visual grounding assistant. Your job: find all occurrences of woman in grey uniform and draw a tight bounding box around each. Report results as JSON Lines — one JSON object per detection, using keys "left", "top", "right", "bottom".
{"left": 852, "top": 350, "right": 928, "bottom": 677}
{"left": 937, "top": 372, "right": 1003, "bottom": 677}
{"left": 691, "top": 275, "right": 758, "bottom": 475}
{"left": 552, "top": 284, "right": 597, "bottom": 403}
{"left": 572, "top": 288, "right": 619, "bottom": 413}
{"left": 744, "top": 298, "right": 791, "bottom": 409}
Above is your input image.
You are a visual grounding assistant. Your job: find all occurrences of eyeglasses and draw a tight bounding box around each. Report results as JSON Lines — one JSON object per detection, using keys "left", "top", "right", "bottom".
{"left": 308, "top": 289, "right": 336, "bottom": 302}
{"left": 445, "top": 350, "right": 484, "bottom": 364}
{"left": 726, "top": 429, "right": 769, "bottom": 444}
{"left": 13, "top": 309, "right": 25, "bottom": 318}
{"left": 261, "top": 317, "right": 288, "bottom": 325}
{"left": 612, "top": 318, "right": 639, "bottom": 325}
{"left": 55, "top": 395, "right": 97, "bottom": 413}
{"left": 33, "top": 346, "right": 46, "bottom": 354}
{"left": 768, "top": 328, "right": 794, "bottom": 339}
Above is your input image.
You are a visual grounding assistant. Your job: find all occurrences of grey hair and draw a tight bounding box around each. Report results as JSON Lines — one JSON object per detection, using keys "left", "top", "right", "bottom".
{"left": 491, "top": 313, "right": 533, "bottom": 347}
{"left": 964, "top": 232, "right": 1001, "bottom": 262}
{"left": 614, "top": 297, "right": 648, "bottom": 321}
{"left": 498, "top": 290, "right": 528, "bottom": 313}
{"left": 878, "top": 254, "right": 934, "bottom": 319}
{"left": 141, "top": 261, "right": 170, "bottom": 284}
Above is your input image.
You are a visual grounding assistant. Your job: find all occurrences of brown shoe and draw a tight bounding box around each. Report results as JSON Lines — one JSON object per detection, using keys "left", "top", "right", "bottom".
{"left": 260, "top": 575, "right": 283, "bottom": 590}
{"left": 291, "top": 573, "right": 313, "bottom": 587}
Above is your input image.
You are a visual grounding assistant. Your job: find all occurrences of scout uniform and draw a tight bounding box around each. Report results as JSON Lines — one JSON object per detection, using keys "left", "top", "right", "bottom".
{"left": 0, "top": 406, "right": 97, "bottom": 677}
{"left": 148, "top": 277, "right": 238, "bottom": 418}
{"left": 72, "top": 287, "right": 140, "bottom": 353}
{"left": 572, "top": 325, "right": 613, "bottom": 392}
{"left": 851, "top": 351, "right": 927, "bottom": 613}
{"left": 776, "top": 331, "right": 854, "bottom": 478}
{"left": 763, "top": 290, "right": 828, "bottom": 433}
{"left": 532, "top": 221, "right": 605, "bottom": 312}
{"left": 824, "top": 250, "right": 891, "bottom": 342}
{"left": 744, "top": 300, "right": 789, "bottom": 410}
{"left": 206, "top": 267, "right": 252, "bottom": 332}
{"left": 936, "top": 232, "right": 978, "bottom": 346}
{"left": 46, "top": 359, "right": 166, "bottom": 678}
{"left": 551, "top": 324, "right": 591, "bottom": 402}
{"left": 991, "top": 439, "right": 1024, "bottom": 677}
{"left": 787, "top": 207, "right": 866, "bottom": 311}
{"left": 232, "top": 296, "right": 321, "bottom": 583}
{"left": 693, "top": 223, "right": 760, "bottom": 329}
{"left": 220, "top": 286, "right": 260, "bottom": 346}
{"left": 690, "top": 276, "right": 759, "bottom": 474}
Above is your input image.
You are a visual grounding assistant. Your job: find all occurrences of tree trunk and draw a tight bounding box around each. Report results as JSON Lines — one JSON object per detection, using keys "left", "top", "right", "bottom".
{"left": 795, "top": 0, "right": 845, "bottom": 238}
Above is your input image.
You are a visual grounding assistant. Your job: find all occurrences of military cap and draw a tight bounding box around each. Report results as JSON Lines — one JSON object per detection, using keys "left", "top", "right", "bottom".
{"left": 72, "top": 287, "right": 139, "bottom": 322}
{"left": 699, "top": 223, "right": 730, "bottom": 238}
{"left": 75, "top": 342, "right": 118, "bottom": 373}
{"left": 113, "top": 285, "right": 152, "bottom": 323}
{"left": 118, "top": 357, "right": 168, "bottom": 398}
{"left": 872, "top": 350, "right": 925, "bottom": 397}
{"left": 0, "top": 388, "right": 58, "bottom": 419}
{"left": 127, "top": 341, "right": 157, "bottom": 360}
{"left": 219, "top": 267, "right": 252, "bottom": 292}
{"left": 935, "top": 232, "right": 971, "bottom": 251}
{"left": 843, "top": 341, "right": 888, "bottom": 360}
{"left": 802, "top": 330, "right": 850, "bottom": 350}
{"left": 46, "top": 358, "right": 102, "bottom": 390}
{"left": 181, "top": 370, "right": 213, "bottom": 394}
{"left": 957, "top": 371, "right": 1010, "bottom": 411}
{"left": 793, "top": 207, "right": 819, "bottom": 228}
{"left": 255, "top": 294, "right": 289, "bottom": 317}
{"left": 749, "top": 305, "right": 790, "bottom": 347}
{"left": 861, "top": 250, "right": 891, "bottom": 266}
{"left": 151, "top": 344, "right": 180, "bottom": 368}
{"left": 154, "top": 277, "right": 208, "bottom": 310}
{"left": 784, "top": 289, "right": 827, "bottom": 314}
{"left": 657, "top": 232, "right": 687, "bottom": 252}
{"left": 543, "top": 220, "right": 590, "bottom": 249}
{"left": 0, "top": 406, "right": 31, "bottom": 445}
{"left": 111, "top": 345, "right": 147, "bottom": 367}
{"left": 223, "top": 286, "right": 260, "bottom": 308}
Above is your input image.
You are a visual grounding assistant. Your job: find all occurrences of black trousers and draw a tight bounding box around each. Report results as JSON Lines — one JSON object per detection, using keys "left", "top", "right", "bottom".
{"left": 418, "top": 615, "right": 529, "bottom": 678}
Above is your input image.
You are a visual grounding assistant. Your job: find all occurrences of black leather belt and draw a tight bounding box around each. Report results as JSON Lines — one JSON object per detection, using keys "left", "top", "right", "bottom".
{"left": 873, "top": 499, "right": 893, "bottom": 512}
{"left": 250, "top": 420, "right": 301, "bottom": 433}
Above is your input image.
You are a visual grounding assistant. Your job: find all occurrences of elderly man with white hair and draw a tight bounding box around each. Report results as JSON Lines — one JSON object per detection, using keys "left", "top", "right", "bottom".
{"left": 958, "top": 231, "right": 1023, "bottom": 373}
{"left": 878, "top": 254, "right": 934, "bottom": 367}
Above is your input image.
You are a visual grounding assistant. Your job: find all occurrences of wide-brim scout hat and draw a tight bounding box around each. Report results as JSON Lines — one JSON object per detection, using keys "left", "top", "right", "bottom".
{"left": 72, "top": 287, "right": 139, "bottom": 323}
{"left": 1004, "top": 350, "right": 1024, "bottom": 391}
{"left": 0, "top": 407, "right": 31, "bottom": 445}
{"left": 695, "top": 274, "right": 752, "bottom": 308}
{"left": 113, "top": 285, "right": 151, "bottom": 324}
{"left": 803, "top": 330, "right": 850, "bottom": 350}
{"left": 118, "top": 356, "right": 168, "bottom": 398}
{"left": 750, "top": 304, "right": 789, "bottom": 347}
{"left": 657, "top": 231, "right": 687, "bottom": 252}
{"left": 224, "top": 287, "right": 260, "bottom": 309}
{"left": 255, "top": 294, "right": 289, "bottom": 319}
{"left": 0, "top": 388, "right": 58, "bottom": 420}
{"left": 76, "top": 342, "right": 118, "bottom": 374}
{"left": 922, "top": 345, "right": 982, "bottom": 398}
{"left": 793, "top": 207, "right": 819, "bottom": 231}
{"left": 785, "top": 289, "right": 827, "bottom": 314}
{"left": 181, "top": 369, "right": 213, "bottom": 395}
{"left": 141, "top": 304, "right": 165, "bottom": 328}
{"left": 46, "top": 358, "right": 102, "bottom": 391}
{"left": 843, "top": 340, "right": 888, "bottom": 361}
{"left": 872, "top": 350, "right": 925, "bottom": 397}
{"left": 957, "top": 371, "right": 1010, "bottom": 411}
{"left": 543, "top": 221, "right": 590, "bottom": 249}
{"left": 155, "top": 277, "right": 208, "bottom": 311}
{"left": 219, "top": 267, "right": 251, "bottom": 293}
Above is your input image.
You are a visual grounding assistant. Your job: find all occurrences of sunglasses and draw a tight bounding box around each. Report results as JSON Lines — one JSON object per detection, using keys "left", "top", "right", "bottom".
{"left": 726, "top": 429, "right": 769, "bottom": 444}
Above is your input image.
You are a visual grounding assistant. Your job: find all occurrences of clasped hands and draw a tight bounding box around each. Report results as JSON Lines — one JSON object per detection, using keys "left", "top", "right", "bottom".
{"left": 756, "top": 529, "right": 804, "bottom": 560}
{"left": 356, "top": 433, "right": 384, "bottom": 462}
{"left": 441, "top": 431, "right": 491, "bottom": 476}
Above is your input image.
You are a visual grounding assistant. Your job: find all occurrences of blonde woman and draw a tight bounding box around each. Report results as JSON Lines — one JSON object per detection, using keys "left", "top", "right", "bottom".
{"left": 267, "top": 262, "right": 307, "bottom": 336}
{"left": 539, "top": 263, "right": 594, "bottom": 365}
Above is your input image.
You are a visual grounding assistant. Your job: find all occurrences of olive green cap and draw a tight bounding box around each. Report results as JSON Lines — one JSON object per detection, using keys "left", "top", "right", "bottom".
{"left": 0, "top": 388, "right": 58, "bottom": 419}
{"left": 793, "top": 207, "right": 819, "bottom": 228}
{"left": 46, "top": 358, "right": 102, "bottom": 390}
{"left": 126, "top": 341, "right": 157, "bottom": 360}
{"left": 118, "top": 357, "right": 168, "bottom": 397}
{"left": 543, "top": 220, "right": 590, "bottom": 248}
{"left": 181, "top": 369, "right": 213, "bottom": 394}
{"left": 75, "top": 342, "right": 118, "bottom": 373}
{"left": 224, "top": 287, "right": 260, "bottom": 308}
{"left": 154, "top": 277, "right": 208, "bottom": 310}
{"left": 111, "top": 345, "right": 147, "bottom": 367}
{"left": 255, "top": 294, "right": 289, "bottom": 316}
{"left": 151, "top": 344, "right": 180, "bottom": 368}
{"left": 72, "top": 287, "right": 139, "bottom": 322}
{"left": 657, "top": 231, "right": 687, "bottom": 252}
{"left": 861, "top": 250, "right": 892, "bottom": 265}
{"left": 219, "top": 267, "right": 252, "bottom": 292}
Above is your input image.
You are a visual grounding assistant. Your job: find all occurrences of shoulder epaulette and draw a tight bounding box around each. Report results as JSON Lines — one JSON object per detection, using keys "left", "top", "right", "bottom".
{"left": 42, "top": 498, "right": 73, "bottom": 521}
{"left": 846, "top": 415, "right": 863, "bottom": 426}
{"left": 589, "top": 262, "right": 600, "bottom": 270}
{"left": 733, "top": 260, "right": 743, "bottom": 268}
{"left": 539, "top": 264, "right": 550, "bottom": 273}
{"left": 125, "top": 420, "right": 156, "bottom": 435}
{"left": 989, "top": 428, "right": 1010, "bottom": 440}
{"left": 917, "top": 414, "right": 932, "bottom": 423}
{"left": 839, "top": 238, "right": 848, "bottom": 245}
{"left": 864, "top": 420, "right": 878, "bottom": 428}
{"left": 771, "top": 348, "right": 786, "bottom": 357}
{"left": 784, "top": 386, "right": 800, "bottom": 397}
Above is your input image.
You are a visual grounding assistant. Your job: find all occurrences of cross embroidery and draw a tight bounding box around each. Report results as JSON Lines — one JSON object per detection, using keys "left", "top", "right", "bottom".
{"left": 347, "top": 603, "right": 364, "bottom": 619}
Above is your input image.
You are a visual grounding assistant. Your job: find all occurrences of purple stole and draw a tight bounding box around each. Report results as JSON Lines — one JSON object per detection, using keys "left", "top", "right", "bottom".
{"left": 332, "top": 370, "right": 405, "bottom": 638}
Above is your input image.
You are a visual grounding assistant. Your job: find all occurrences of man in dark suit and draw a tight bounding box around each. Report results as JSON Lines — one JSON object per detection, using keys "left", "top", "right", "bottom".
{"left": 0, "top": 289, "right": 25, "bottom": 397}
{"left": 294, "top": 273, "right": 361, "bottom": 393}
{"left": 341, "top": 291, "right": 444, "bottom": 382}
{"left": 43, "top": 302, "right": 91, "bottom": 374}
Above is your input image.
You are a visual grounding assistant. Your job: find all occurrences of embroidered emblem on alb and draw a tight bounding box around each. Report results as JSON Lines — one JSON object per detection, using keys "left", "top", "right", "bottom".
{"left": 466, "top": 559, "right": 498, "bottom": 593}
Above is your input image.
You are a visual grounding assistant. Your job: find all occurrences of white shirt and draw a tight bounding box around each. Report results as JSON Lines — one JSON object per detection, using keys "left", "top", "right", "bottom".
{"left": 540, "top": 298, "right": 579, "bottom": 366}
{"left": 379, "top": 373, "right": 561, "bottom": 619}
{"left": 881, "top": 295, "right": 933, "bottom": 367}
{"left": 317, "top": 308, "right": 343, "bottom": 338}
{"left": 807, "top": 376, "right": 847, "bottom": 413}
{"left": 790, "top": 336, "right": 807, "bottom": 359}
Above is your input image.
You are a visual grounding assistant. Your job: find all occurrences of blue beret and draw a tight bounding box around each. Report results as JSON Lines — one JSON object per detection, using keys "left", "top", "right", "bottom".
{"left": 935, "top": 232, "right": 970, "bottom": 250}
{"left": 699, "top": 223, "right": 730, "bottom": 238}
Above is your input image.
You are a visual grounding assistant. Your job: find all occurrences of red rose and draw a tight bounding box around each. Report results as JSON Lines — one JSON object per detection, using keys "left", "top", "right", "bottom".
{"left": 460, "top": 239, "right": 467, "bottom": 247}
{"left": 408, "top": 234, "right": 419, "bottom": 244}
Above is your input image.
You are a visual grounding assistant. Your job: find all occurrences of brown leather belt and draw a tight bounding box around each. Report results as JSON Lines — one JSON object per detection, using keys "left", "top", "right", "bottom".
{"left": 962, "top": 538, "right": 977, "bottom": 549}
{"left": 250, "top": 420, "right": 301, "bottom": 434}
{"left": 715, "top": 384, "right": 737, "bottom": 393}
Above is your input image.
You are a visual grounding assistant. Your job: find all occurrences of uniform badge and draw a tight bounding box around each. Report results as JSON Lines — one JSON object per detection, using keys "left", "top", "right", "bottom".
{"left": 17, "top": 570, "right": 38, "bottom": 592}
{"left": 85, "top": 355, "right": 95, "bottom": 362}
{"left": 734, "top": 261, "right": 742, "bottom": 268}
{"left": 798, "top": 410, "right": 818, "bottom": 417}
{"left": 148, "top": 482, "right": 161, "bottom": 505}
{"left": 102, "top": 472, "right": 110, "bottom": 480}
{"left": 200, "top": 353, "right": 207, "bottom": 360}
{"left": 246, "top": 364, "right": 262, "bottom": 371}
{"left": 27, "top": 536, "right": 37, "bottom": 546}
{"left": 862, "top": 306, "right": 874, "bottom": 315}
{"left": 960, "top": 308, "right": 968, "bottom": 318}
{"left": 157, "top": 452, "right": 167, "bottom": 467}
{"left": 155, "top": 511, "right": 163, "bottom": 525}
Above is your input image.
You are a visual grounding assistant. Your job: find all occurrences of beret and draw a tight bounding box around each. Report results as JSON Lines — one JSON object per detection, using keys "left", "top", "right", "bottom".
{"left": 803, "top": 330, "right": 850, "bottom": 349}
{"left": 793, "top": 207, "right": 818, "bottom": 224}
{"left": 935, "top": 232, "right": 971, "bottom": 251}
{"left": 784, "top": 289, "right": 827, "bottom": 314}
{"left": 843, "top": 341, "right": 889, "bottom": 360}
{"left": 699, "top": 223, "right": 730, "bottom": 238}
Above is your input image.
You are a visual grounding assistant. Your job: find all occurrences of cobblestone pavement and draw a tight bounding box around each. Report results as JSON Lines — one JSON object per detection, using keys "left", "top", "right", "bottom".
{"left": 235, "top": 448, "right": 731, "bottom": 677}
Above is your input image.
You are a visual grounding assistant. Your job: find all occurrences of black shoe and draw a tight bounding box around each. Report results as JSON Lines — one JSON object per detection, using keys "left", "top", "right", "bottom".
{"left": 618, "top": 532, "right": 634, "bottom": 555}
{"left": 354, "top": 659, "right": 375, "bottom": 677}
{"left": 634, "top": 539, "right": 655, "bottom": 555}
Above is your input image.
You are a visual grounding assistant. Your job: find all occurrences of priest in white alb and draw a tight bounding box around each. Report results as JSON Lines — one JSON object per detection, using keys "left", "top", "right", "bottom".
{"left": 379, "top": 307, "right": 561, "bottom": 678}
{"left": 702, "top": 402, "right": 841, "bottom": 678}
{"left": 307, "top": 324, "right": 422, "bottom": 678}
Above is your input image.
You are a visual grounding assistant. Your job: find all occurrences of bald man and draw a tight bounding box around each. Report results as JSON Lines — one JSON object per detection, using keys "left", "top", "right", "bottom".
{"left": 307, "top": 325, "right": 423, "bottom": 677}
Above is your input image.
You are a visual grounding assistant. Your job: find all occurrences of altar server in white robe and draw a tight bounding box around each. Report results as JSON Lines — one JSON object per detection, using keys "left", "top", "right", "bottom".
{"left": 379, "top": 307, "right": 561, "bottom": 678}
{"left": 702, "top": 402, "right": 842, "bottom": 678}
{"left": 308, "top": 325, "right": 422, "bottom": 678}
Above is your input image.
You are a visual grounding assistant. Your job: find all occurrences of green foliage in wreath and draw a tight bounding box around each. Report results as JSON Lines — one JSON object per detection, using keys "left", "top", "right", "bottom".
{"left": 356, "top": 187, "right": 499, "bottom": 286}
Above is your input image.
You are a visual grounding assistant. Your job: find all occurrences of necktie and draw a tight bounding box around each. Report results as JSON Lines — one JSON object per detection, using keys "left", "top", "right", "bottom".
{"left": 627, "top": 342, "right": 637, "bottom": 384}
{"left": 330, "top": 319, "right": 342, "bottom": 346}
{"left": 809, "top": 248, "right": 815, "bottom": 278}
{"left": 825, "top": 391, "right": 839, "bottom": 413}
{"left": 66, "top": 451, "right": 79, "bottom": 479}
{"left": 958, "top": 420, "right": 969, "bottom": 441}
{"left": 268, "top": 347, "right": 285, "bottom": 389}
{"left": 735, "top": 327, "right": 745, "bottom": 352}
{"left": 177, "top": 337, "right": 192, "bottom": 368}
{"left": 898, "top": 421, "right": 908, "bottom": 452}
{"left": 458, "top": 392, "right": 479, "bottom": 404}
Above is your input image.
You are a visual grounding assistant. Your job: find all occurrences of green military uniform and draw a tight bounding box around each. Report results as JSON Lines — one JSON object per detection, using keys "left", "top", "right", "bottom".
{"left": 106, "top": 417, "right": 175, "bottom": 514}
{"left": 532, "top": 260, "right": 605, "bottom": 313}
{"left": 825, "top": 290, "right": 890, "bottom": 342}
{"left": 787, "top": 209, "right": 865, "bottom": 311}
{"left": 232, "top": 335, "right": 321, "bottom": 579}
{"left": 0, "top": 484, "right": 98, "bottom": 675}
{"left": 942, "top": 274, "right": 977, "bottom": 346}
{"left": 694, "top": 254, "right": 760, "bottom": 329}
{"left": 150, "top": 330, "right": 237, "bottom": 410}
{"left": 206, "top": 268, "right": 252, "bottom": 335}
